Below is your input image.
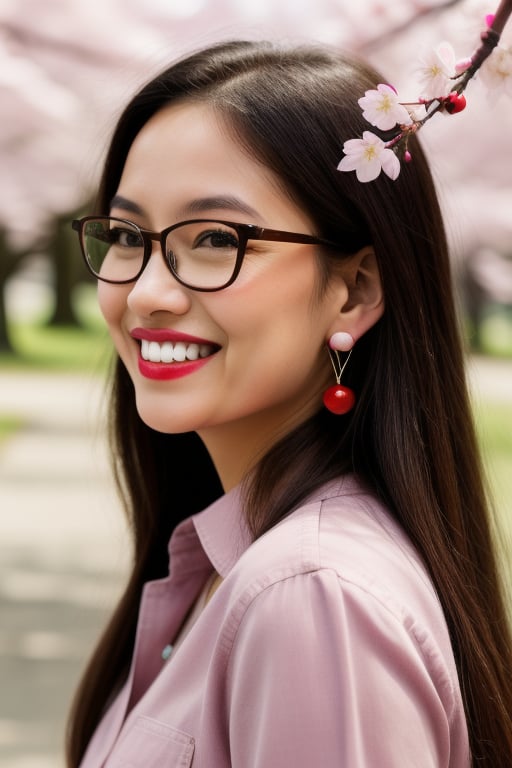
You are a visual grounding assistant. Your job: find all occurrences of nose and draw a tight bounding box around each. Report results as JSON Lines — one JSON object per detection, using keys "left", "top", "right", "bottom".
{"left": 126, "top": 240, "right": 192, "bottom": 317}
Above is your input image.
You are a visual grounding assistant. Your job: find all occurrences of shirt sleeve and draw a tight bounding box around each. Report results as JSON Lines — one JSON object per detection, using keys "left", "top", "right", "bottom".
{"left": 226, "top": 569, "right": 454, "bottom": 768}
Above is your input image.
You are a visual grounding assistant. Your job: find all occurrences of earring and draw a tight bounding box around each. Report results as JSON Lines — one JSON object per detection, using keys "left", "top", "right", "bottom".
{"left": 329, "top": 332, "right": 354, "bottom": 352}
{"left": 323, "top": 333, "right": 356, "bottom": 415}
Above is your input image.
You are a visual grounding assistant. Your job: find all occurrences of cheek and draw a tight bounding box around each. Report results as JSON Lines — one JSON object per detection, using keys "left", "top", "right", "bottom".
{"left": 205, "top": 264, "right": 331, "bottom": 393}
{"left": 97, "top": 283, "right": 126, "bottom": 330}
{"left": 210, "top": 256, "right": 324, "bottom": 339}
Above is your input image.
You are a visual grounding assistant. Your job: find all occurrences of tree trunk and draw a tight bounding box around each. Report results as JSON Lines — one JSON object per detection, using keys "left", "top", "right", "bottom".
{"left": 0, "top": 230, "right": 26, "bottom": 353}
{"left": 48, "top": 214, "right": 82, "bottom": 326}
{"left": 0, "top": 282, "right": 12, "bottom": 352}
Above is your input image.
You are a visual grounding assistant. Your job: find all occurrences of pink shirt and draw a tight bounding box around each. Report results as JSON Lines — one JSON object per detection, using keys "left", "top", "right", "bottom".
{"left": 80, "top": 475, "right": 470, "bottom": 767}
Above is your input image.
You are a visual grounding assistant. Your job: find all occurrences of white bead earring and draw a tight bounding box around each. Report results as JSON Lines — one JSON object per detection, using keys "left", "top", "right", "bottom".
{"left": 323, "top": 332, "right": 356, "bottom": 415}
{"left": 328, "top": 332, "right": 354, "bottom": 353}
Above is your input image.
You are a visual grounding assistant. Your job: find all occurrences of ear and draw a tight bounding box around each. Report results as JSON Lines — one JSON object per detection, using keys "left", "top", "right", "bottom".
{"left": 327, "top": 247, "right": 384, "bottom": 342}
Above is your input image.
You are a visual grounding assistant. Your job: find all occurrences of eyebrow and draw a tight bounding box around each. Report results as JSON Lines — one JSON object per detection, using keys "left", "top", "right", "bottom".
{"left": 180, "top": 196, "right": 261, "bottom": 220}
{"left": 110, "top": 195, "right": 145, "bottom": 216}
{"left": 110, "top": 194, "right": 261, "bottom": 221}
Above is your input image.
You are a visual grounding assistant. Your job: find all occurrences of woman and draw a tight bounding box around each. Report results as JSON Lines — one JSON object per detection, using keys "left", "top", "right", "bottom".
{"left": 68, "top": 41, "right": 512, "bottom": 766}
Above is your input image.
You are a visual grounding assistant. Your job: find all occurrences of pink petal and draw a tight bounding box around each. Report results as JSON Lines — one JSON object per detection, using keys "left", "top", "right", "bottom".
{"left": 436, "top": 41, "right": 456, "bottom": 70}
{"left": 337, "top": 155, "right": 361, "bottom": 172}
{"left": 342, "top": 138, "right": 365, "bottom": 154}
{"left": 361, "top": 130, "right": 384, "bottom": 146}
{"left": 380, "top": 149, "right": 401, "bottom": 180}
{"left": 376, "top": 83, "right": 394, "bottom": 95}
{"left": 356, "top": 159, "right": 382, "bottom": 183}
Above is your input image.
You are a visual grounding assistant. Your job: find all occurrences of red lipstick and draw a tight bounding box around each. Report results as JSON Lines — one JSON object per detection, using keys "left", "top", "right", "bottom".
{"left": 137, "top": 357, "right": 212, "bottom": 381}
{"left": 130, "top": 327, "right": 219, "bottom": 381}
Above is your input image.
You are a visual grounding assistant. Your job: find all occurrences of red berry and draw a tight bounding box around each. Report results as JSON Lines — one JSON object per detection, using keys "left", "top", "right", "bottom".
{"left": 445, "top": 92, "right": 467, "bottom": 114}
{"left": 323, "top": 385, "right": 356, "bottom": 415}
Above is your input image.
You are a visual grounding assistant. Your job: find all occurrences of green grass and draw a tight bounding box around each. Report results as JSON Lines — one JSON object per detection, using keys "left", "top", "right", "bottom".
{"left": 478, "top": 309, "right": 512, "bottom": 358}
{"left": 475, "top": 402, "right": 512, "bottom": 457}
{"left": 474, "top": 401, "right": 512, "bottom": 580}
{"left": 1, "top": 321, "right": 112, "bottom": 373}
{"left": 0, "top": 415, "right": 26, "bottom": 444}
{"left": 465, "top": 306, "right": 512, "bottom": 358}
{"left": 0, "top": 286, "right": 113, "bottom": 373}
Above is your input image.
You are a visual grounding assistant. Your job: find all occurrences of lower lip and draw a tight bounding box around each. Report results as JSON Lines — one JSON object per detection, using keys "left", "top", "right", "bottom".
{"left": 138, "top": 355, "right": 214, "bottom": 381}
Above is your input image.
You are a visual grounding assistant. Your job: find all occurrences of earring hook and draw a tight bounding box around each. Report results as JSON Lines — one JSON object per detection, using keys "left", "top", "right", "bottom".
{"left": 328, "top": 348, "right": 353, "bottom": 385}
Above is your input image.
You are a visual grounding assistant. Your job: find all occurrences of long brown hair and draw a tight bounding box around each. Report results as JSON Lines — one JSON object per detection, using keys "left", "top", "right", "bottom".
{"left": 67, "top": 41, "right": 512, "bottom": 765}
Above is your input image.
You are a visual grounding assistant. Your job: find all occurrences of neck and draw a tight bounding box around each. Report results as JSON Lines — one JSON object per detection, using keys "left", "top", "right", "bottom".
{"left": 197, "top": 399, "right": 319, "bottom": 492}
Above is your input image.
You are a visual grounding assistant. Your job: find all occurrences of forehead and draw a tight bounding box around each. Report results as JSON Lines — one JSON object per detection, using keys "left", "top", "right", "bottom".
{"left": 120, "top": 102, "right": 276, "bottom": 198}
{"left": 115, "top": 101, "right": 313, "bottom": 231}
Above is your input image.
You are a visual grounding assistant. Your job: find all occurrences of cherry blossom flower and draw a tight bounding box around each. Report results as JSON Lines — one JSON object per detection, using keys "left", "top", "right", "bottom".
{"left": 337, "top": 131, "right": 401, "bottom": 182}
{"left": 358, "top": 83, "right": 413, "bottom": 130}
{"left": 418, "top": 41, "right": 456, "bottom": 100}
{"left": 336, "top": 5, "right": 512, "bottom": 185}
{"left": 480, "top": 45, "right": 512, "bottom": 97}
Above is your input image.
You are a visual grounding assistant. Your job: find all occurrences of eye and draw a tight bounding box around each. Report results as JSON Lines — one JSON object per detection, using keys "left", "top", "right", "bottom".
{"left": 195, "top": 228, "right": 239, "bottom": 250}
{"left": 107, "top": 226, "right": 143, "bottom": 248}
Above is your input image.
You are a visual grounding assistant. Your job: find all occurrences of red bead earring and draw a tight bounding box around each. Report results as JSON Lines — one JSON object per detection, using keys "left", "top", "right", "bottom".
{"left": 323, "top": 332, "right": 356, "bottom": 415}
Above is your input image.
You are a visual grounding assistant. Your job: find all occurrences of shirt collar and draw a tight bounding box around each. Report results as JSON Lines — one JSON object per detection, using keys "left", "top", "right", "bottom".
{"left": 191, "top": 484, "right": 253, "bottom": 579}
{"left": 170, "top": 475, "right": 356, "bottom": 580}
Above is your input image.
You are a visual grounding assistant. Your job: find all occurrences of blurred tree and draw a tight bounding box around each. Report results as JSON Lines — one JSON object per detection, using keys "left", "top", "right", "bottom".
{"left": 47, "top": 212, "right": 85, "bottom": 327}
{"left": 0, "top": 0, "right": 509, "bottom": 355}
{"left": 0, "top": 230, "right": 28, "bottom": 351}
{"left": 0, "top": 2, "right": 162, "bottom": 349}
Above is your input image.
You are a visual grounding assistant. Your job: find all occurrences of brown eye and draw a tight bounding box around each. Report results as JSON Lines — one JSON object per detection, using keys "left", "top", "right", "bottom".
{"left": 195, "top": 229, "right": 239, "bottom": 250}
{"left": 108, "top": 227, "right": 143, "bottom": 248}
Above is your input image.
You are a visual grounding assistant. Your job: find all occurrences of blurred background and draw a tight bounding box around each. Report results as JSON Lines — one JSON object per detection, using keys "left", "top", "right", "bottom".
{"left": 0, "top": 0, "right": 511, "bottom": 765}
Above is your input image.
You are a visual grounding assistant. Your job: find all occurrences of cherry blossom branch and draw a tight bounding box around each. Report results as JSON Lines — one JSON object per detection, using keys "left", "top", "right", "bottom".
{"left": 338, "top": 0, "right": 512, "bottom": 182}
{"left": 416, "top": 0, "right": 512, "bottom": 128}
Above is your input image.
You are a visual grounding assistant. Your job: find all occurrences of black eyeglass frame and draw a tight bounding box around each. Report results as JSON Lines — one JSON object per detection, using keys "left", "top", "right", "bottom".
{"left": 72, "top": 215, "right": 342, "bottom": 292}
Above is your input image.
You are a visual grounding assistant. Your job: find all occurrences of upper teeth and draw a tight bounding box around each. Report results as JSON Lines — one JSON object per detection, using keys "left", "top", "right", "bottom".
{"left": 141, "top": 340, "right": 214, "bottom": 363}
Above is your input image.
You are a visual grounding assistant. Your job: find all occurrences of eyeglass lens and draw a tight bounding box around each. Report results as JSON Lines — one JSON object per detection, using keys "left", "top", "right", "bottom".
{"left": 81, "top": 217, "right": 241, "bottom": 289}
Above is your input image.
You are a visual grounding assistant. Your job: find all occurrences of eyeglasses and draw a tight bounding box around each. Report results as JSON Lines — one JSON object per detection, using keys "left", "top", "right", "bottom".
{"left": 72, "top": 216, "right": 340, "bottom": 292}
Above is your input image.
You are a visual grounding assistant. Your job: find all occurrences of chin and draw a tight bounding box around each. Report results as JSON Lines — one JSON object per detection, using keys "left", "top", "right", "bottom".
{"left": 133, "top": 398, "right": 184, "bottom": 433}
{"left": 139, "top": 412, "right": 195, "bottom": 435}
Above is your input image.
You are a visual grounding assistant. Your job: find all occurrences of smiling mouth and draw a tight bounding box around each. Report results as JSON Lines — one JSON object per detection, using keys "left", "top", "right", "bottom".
{"left": 140, "top": 339, "right": 217, "bottom": 364}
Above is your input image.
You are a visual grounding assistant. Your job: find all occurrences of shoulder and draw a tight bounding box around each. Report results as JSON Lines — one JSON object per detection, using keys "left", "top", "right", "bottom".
{"left": 210, "top": 477, "right": 469, "bottom": 764}
{"left": 222, "top": 474, "right": 459, "bottom": 697}
{"left": 231, "top": 474, "right": 437, "bottom": 619}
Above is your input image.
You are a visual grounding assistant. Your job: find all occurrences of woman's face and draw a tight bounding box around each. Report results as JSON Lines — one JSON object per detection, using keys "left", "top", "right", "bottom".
{"left": 98, "top": 102, "right": 348, "bottom": 485}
